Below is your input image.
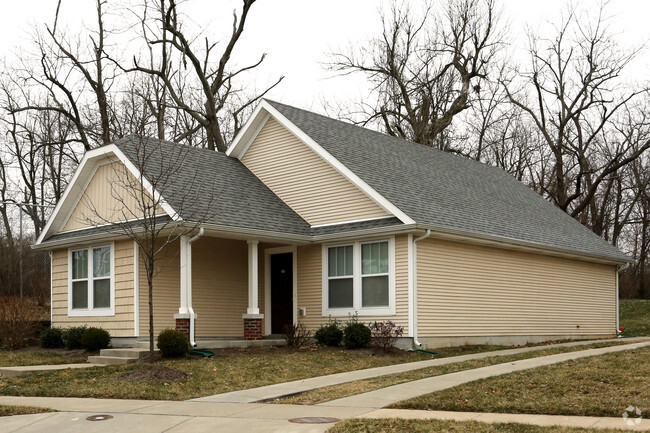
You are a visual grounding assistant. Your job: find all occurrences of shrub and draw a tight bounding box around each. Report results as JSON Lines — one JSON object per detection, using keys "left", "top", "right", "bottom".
{"left": 80, "top": 327, "right": 111, "bottom": 351}
{"left": 0, "top": 296, "right": 44, "bottom": 350}
{"left": 157, "top": 329, "right": 189, "bottom": 357}
{"left": 40, "top": 327, "right": 64, "bottom": 349}
{"left": 343, "top": 322, "right": 372, "bottom": 349}
{"left": 314, "top": 318, "right": 343, "bottom": 346}
{"left": 369, "top": 320, "right": 404, "bottom": 352}
{"left": 283, "top": 323, "right": 312, "bottom": 347}
{"left": 62, "top": 326, "right": 87, "bottom": 350}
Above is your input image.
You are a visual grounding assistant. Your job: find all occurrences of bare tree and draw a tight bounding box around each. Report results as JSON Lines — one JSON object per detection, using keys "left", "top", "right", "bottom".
{"left": 330, "top": 0, "right": 503, "bottom": 149}
{"left": 79, "top": 137, "right": 218, "bottom": 361}
{"left": 130, "top": 0, "right": 283, "bottom": 151}
{"left": 501, "top": 6, "right": 650, "bottom": 223}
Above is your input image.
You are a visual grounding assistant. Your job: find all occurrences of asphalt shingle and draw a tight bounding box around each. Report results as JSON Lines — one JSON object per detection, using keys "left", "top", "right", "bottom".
{"left": 266, "top": 100, "right": 628, "bottom": 262}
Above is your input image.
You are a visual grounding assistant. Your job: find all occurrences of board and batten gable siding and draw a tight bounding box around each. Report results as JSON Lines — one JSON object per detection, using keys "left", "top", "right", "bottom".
{"left": 416, "top": 237, "right": 617, "bottom": 338}
{"left": 240, "top": 117, "right": 390, "bottom": 226}
{"left": 51, "top": 239, "right": 135, "bottom": 336}
{"left": 63, "top": 161, "right": 164, "bottom": 232}
{"left": 296, "top": 235, "right": 410, "bottom": 330}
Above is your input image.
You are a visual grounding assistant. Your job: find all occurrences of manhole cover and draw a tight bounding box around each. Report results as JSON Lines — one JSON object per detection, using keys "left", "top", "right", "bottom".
{"left": 289, "top": 417, "right": 340, "bottom": 424}
{"left": 86, "top": 414, "right": 113, "bottom": 421}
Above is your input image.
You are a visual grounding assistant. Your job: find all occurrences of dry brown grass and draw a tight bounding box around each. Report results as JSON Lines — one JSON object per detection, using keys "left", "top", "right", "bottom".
{"left": 0, "top": 405, "right": 54, "bottom": 417}
{"left": 277, "top": 341, "right": 625, "bottom": 405}
{"left": 327, "top": 419, "right": 632, "bottom": 433}
{"left": 391, "top": 346, "right": 650, "bottom": 417}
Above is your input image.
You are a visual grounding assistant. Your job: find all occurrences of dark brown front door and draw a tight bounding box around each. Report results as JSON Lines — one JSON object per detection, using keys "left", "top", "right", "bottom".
{"left": 271, "top": 253, "right": 293, "bottom": 334}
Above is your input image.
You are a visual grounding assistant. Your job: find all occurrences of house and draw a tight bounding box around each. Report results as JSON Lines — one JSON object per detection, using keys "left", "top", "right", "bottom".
{"left": 33, "top": 99, "right": 630, "bottom": 348}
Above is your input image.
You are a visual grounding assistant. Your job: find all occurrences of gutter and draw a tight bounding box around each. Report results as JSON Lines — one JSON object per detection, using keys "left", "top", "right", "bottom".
{"left": 412, "top": 229, "right": 431, "bottom": 348}
{"left": 187, "top": 227, "right": 204, "bottom": 347}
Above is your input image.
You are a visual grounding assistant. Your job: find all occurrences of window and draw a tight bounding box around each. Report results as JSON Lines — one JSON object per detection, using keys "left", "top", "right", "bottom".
{"left": 69, "top": 244, "right": 114, "bottom": 316}
{"left": 323, "top": 239, "right": 394, "bottom": 316}
{"left": 328, "top": 245, "right": 353, "bottom": 308}
{"left": 361, "top": 241, "right": 389, "bottom": 307}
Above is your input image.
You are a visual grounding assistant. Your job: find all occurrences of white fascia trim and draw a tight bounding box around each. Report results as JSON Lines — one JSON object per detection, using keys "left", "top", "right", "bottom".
{"left": 420, "top": 224, "right": 631, "bottom": 265}
{"left": 310, "top": 215, "right": 397, "bottom": 229}
{"left": 229, "top": 100, "right": 415, "bottom": 225}
{"left": 35, "top": 144, "right": 180, "bottom": 246}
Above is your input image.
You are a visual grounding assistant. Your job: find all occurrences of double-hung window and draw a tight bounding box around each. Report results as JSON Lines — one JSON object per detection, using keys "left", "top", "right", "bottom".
{"left": 69, "top": 244, "right": 114, "bottom": 316}
{"left": 323, "top": 238, "right": 394, "bottom": 316}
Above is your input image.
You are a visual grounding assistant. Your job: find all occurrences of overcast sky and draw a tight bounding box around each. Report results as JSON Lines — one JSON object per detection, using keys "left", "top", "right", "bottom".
{"left": 0, "top": 0, "right": 648, "bottom": 111}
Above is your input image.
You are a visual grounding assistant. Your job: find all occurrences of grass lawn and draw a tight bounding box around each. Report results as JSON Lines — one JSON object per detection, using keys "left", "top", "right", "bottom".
{"left": 326, "top": 419, "right": 632, "bottom": 433}
{"left": 619, "top": 299, "right": 650, "bottom": 337}
{"left": 0, "top": 349, "right": 87, "bottom": 367}
{"left": 391, "top": 345, "right": 650, "bottom": 417}
{"left": 276, "top": 341, "right": 625, "bottom": 405}
{"left": 0, "top": 405, "right": 54, "bottom": 417}
{"left": 0, "top": 345, "right": 437, "bottom": 400}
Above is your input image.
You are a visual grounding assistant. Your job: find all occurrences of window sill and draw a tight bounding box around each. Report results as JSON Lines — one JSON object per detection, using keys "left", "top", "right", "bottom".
{"left": 68, "top": 309, "right": 115, "bottom": 317}
{"left": 322, "top": 307, "right": 395, "bottom": 317}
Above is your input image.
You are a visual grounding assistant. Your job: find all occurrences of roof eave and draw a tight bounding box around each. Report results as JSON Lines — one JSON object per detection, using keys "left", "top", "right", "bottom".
{"left": 418, "top": 223, "right": 631, "bottom": 265}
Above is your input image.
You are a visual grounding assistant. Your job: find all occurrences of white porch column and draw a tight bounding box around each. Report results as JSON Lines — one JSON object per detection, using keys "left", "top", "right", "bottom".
{"left": 177, "top": 235, "right": 190, "bottom": 316}
{"left": 247, "top": 240, "right": 260, "bottom": 315}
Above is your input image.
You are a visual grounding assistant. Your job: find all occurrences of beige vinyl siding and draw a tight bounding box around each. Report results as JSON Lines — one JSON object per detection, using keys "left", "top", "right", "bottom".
{"left": 297, "top": 235, "right": 409, "bottom": 330}
{"left": 63, "top": 162, "right": 163, "bottom": 232}
{"left": 416, "top": 238, "right": 617, "bottom": 337}
{"left": 192, "top": 237, "right": 248, "bottom": 337}
{"left": 51, "top": 240, "right": 135, "bottom": 337}
{"left": 138, "top": 240, "right": 180, "bottom": 336}
{"left": 241, "top": 118, "right": 390, "bottom": 226}
{"left": 138, "top": 237, "right": 268, "bottom": 338}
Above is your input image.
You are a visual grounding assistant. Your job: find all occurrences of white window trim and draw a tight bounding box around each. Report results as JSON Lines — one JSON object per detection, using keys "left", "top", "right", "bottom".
{"left": 67, "top": 242, "right": 115, "bottom": 317}
{"left": 321, "top": 237, "right": 396, "bottom": 317}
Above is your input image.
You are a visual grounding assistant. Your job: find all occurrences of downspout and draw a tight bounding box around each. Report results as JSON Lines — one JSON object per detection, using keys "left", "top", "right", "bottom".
{"left": 616, "top": 262, "right": 630, "bottom": 335}
{"left": 187, "top": 227, "right": 204, "bottom": 347}
{"left": 412, "top": 229, "right": 431, "bottom": 348}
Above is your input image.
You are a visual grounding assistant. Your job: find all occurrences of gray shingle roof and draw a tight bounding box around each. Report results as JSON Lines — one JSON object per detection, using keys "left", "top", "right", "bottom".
{"left": 266, "top": 100, "right": 628, "bottom": 262}
{"left": 112, "top": 136, "right": 311, "bottom": 236}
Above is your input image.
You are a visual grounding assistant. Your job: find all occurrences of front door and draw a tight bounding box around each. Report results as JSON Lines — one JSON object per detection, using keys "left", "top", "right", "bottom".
{"left": 270, "top": 253, "right": 293, "bottom": 334}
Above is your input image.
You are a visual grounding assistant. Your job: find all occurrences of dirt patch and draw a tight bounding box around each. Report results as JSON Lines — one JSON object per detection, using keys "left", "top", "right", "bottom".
{"left": 117, "top": 366, "right": 189, "bottom": 382}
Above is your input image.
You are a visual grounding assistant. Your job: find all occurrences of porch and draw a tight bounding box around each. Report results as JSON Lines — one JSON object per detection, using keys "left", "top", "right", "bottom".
{"left": 137, "top": 233, "right": 299, "bottom": 345}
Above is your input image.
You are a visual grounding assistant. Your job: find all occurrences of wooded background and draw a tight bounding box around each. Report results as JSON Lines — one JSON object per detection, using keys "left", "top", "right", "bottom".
{"left": 1, "top": 0, "right": 648, "bottom": 299}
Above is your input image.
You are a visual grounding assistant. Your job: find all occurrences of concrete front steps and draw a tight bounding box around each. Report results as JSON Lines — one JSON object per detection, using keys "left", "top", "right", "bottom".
{"left": 88, "top": 348, "right": 154, "bottom": 365}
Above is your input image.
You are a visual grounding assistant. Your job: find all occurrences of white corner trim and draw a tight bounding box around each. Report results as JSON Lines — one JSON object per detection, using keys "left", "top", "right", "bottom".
{"left": 36, "top": 144, "right": 181, "bottom": 246}
{"left": 229, "top": 100, "right": 415, "bottom": 225}
{"left": 407, "top": 233, "right": 414, "bottom": 337}
{"left": 133, "top": 240, "right": 140, "bottom": 337}
{"left": 321, "top": 236, "right": 397, "bottom": 317}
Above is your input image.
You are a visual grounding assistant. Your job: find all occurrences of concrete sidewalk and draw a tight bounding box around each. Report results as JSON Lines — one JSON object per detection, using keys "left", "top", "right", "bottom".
{"left": 193, "top": 337, "right": 647, "bottom": 403}
{"left": 2, "top": 396, "right": 649, "bottom": 432}
{"left": 2, "top": 339, "right": 649, "bottom": 432}
{"left": 320, "top": 340, "right": 650, "bottom": 408}
{"left": 0, "top": 363, "right": 99, "bottom": 378}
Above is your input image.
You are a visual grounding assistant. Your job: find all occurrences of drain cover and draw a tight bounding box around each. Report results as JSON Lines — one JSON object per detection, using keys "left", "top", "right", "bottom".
{"left": 289, "top": 417, "right": 340, "bottom": 424}
{"left": 86, "top": 414, "right": 113, "bottom": 421}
